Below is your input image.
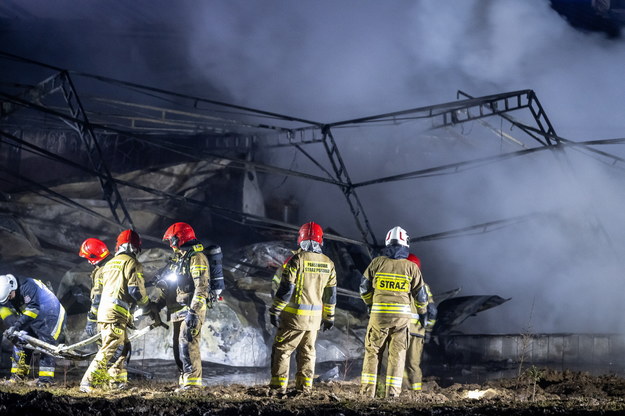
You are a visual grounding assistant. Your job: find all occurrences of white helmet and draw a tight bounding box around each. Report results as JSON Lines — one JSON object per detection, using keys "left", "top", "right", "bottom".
{"left": 0, "top": 274, "right": 18, "bottom": 303}
{"left": 385, "top": 226, "right": 409, "bottom": 247}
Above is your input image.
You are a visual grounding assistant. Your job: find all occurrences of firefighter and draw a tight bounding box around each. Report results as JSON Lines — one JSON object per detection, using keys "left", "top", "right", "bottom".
{"left": 78, "top": 238, "right": 111, "bottom": 337}
{"left": 161, "top": 222, "right": 225, "bottom": 391}
{"left": 268, "top": 221, "right": 337, "bottom": 394}
{"left": 80, "top": 229, "right": 153, "bottom": 393}
{"left": 0, "top": 273, "right": 66, "bottom": 386}
{"left": 404, "top": 254, "right": 437, "bottom": 395}
{"left": 359, "top": 226, "right": 427, "bottom": 398}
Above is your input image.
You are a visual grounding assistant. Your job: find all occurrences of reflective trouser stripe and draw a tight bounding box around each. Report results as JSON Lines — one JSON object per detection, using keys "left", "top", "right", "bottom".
{"left": 271, "top": 328, "right": 317, "bottom": 391}
{"left": 270, "top": 376, "right": 288, "bottom": 387}
{"left": 296, "top": 375, "right": 312, "bottom": 388}
{"left": 39, "top": 367, "right": 55, "bottom": 378}
{"left": 386, "top": 375, "right": 402, "bottom": 388}
{"left": 184, "top": 377, "right": 202, "bottom": 386}
{"left": 361, "top": 373, "right": 377, "bottom": 385}
{"left": 116, "top": 371, "right": 128, "bottom": 382}
{"left": 179, "top": 318, "right": 203, "bottom": 387}
{"left": 11, "top": 350, "right": 28, "bottom": 376}
{"left": 405, "top": 334, "right": 424, "bottom": 392}
{"left": 51, "top": 305, "right": 66, "bottom": 340}
{"left": 360, "top": 324, "right": 408, "bottom": 398}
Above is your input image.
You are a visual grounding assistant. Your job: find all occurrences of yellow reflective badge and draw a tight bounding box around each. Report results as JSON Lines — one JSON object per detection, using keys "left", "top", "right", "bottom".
{"left": 304, "top": 261, "right": 330, "bottom": 274}
{"left": 375, "top": 277, "right": 409, "bottom": 292}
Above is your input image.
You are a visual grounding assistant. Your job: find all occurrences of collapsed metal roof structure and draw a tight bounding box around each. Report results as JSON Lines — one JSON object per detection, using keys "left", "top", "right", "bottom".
{"left": 2, "top": 50, "right": 624, "bottom": 254}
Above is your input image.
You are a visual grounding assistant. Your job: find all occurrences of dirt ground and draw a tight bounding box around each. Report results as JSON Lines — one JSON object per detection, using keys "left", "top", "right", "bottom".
{"left": 1, "top": 369, "right": 625, "bottom": 415}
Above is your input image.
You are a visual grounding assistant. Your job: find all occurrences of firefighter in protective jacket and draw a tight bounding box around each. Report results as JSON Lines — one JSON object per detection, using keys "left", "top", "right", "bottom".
{"left": 80, "top": 229, "right": 152, "bottom": 392}
{"left": 359, "top": 226, "right": 427, "bottom": 398}
{"left": 78, "top": 238, "right": 111, "bottom": 337}
{"left": 268, "top": 221, "right": 337, "bottom": 394}
{"left": 404, "top": 254, "right": 437, "bottom": 394}
{"left": 0, "top": 273, "right": 66, "bottom": 386}
{"left": 161, "top": 222, "right": 225, "bottom": 391}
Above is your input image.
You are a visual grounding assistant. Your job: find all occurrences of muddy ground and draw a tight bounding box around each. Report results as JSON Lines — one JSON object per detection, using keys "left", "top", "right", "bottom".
{"left": 1, "top": 369, "right": 625, "bottom": 415}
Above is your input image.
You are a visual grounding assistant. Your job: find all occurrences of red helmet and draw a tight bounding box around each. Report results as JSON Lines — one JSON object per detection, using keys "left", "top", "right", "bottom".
{"left": 116, "top": 229, "right": 142, "bottom": 253}
{"left": 297, "top": 221, "right": 323, "bottom": 245}
{"left": 79, "top": 238, "right": 110, "bottom": 265}
{"left": 407, "top": 253, "right": 421, "bottom": 269}
{"left": 163, "top": 222, "right": 197, "bottom": 249}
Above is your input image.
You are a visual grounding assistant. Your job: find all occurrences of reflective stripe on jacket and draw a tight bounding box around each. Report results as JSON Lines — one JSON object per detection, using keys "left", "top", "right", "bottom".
{"left": 97, "top": 253, "right": 148, "bottom": 324}
{"left": 270, "top": 249, "right": 337, "bottom": 331}
{"left": 172, "top": 243, "right": 210, "bottom": 321}
{"left": 360, "top": 256, "right": 425, "bottom": 328}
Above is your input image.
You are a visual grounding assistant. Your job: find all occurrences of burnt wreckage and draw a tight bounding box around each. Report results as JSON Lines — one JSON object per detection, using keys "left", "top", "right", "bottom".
{"left": 0, "top": 51, "right": 623, "bottom": 381}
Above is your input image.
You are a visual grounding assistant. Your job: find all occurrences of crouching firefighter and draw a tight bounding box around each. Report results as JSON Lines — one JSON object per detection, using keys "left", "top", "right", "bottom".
{"left": 161, "top": 222, "right": 225, "bottom": 391}
{"left": 0, "top": 273, "right": 66, "bottom": 386}
{"left": 80, "top": 229, "right": 157, "bottom": 393}
{"left": 268, "top": 221, "right": 337, "bottom": 394}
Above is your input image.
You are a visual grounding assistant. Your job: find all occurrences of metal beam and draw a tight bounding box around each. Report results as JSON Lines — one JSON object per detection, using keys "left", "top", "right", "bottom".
{"left": 54, "top": 71, "right": 134, "bottom": 229}
{"left": 324, "top": 90, "right": 535, "bottom": 129}
{"left": 456, "top": 90, "right": 559, "bottom": 146}
{"left": 322, "top": 126, "right": 377, "bottom": 247}
{"left": 0, "top": 130, "right": 366, "bottom": 248}
{"left": 0, "top": 96, "right": 349, "bottom": 188}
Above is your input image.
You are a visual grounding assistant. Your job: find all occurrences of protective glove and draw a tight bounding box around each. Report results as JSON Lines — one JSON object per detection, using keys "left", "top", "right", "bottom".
{"left": 366, "top": 304, "right": 372, "bottom": 315}
{"left": 85, "top": 320, "right": 97, "bottom": 337}
{"left": 148, "top": 301, "right": 162, "bottom": 324}
{"left": 269, "top": 313, "right": 280, "bottom": 328}
{"left": 424, "top": 331, "right": 431, "bottom": 344}
{"left": 321, "top": 320, "right": 334, "bottom": 331}
{"left": 4, "top": 325, "right": 16, "bottom": 340}
{"left": 418, "top": 314, "right": 427, "bottom": 328}
{"left": 184, "top": 310, "right": 200, "bottom": 341}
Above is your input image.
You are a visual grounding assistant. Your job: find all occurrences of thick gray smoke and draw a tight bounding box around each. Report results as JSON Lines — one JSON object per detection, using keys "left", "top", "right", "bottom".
{"left": 3, "top": 0, "right": 625, "bottom": 334}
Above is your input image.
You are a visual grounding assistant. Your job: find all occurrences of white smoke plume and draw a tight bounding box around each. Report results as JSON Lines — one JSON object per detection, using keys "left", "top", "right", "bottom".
{"left": 3, "top": 0, "right": 625, "bottom": 334}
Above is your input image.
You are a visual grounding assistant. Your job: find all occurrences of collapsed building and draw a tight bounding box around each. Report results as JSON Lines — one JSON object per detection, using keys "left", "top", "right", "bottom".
{"left": 1, "top": 50, "right": 624, "bottom": 384}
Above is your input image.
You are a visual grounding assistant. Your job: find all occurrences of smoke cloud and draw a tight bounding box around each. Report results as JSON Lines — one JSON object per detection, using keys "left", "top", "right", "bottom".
{"left": 3, "top": 0, "right": 625, "bottom": 334}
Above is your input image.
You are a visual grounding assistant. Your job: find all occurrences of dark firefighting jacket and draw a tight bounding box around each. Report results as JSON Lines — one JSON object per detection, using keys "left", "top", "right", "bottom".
{"left": 269, "top": 248, "right": 337, "bottom": 331}
{"left": 360, "top": 246, "right": 427, "bottom": 329}
{"left": 97, "top": 252, "right": 149, "bottom": 325}
{"left": 170, "top": 242, "right": 211, "bottom": 322}
{"left": 0, "top": 276, "right": 65, "bottom": 340}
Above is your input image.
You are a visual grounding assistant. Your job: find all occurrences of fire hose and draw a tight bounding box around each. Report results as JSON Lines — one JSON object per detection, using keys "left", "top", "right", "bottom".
{"left": 5, "top": 320, "right": 169, "bottom": 361}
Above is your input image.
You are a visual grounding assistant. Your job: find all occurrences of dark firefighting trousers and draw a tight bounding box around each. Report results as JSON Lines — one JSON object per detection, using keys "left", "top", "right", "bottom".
{"left": 81, "top": 322, "right": 130, "bottom": 388}
{"left": 173, "top": 317, "right": 203, "bottom": 388}
{"left": 404, "top": 335, "right": 424, "bottom": 392}
{"left": 11, "top": 307, "right": 65, "bottom": 383}
{"left": 270, "top": 327, "right": 318, "bottom": 392}
{"left": 360, "top": 323, "right": 409, "bottom": 398}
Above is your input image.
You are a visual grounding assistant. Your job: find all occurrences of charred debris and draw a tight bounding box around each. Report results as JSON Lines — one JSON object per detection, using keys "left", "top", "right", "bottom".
{"left": 1, "top": 51, "right": 624, "bottom": 380}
